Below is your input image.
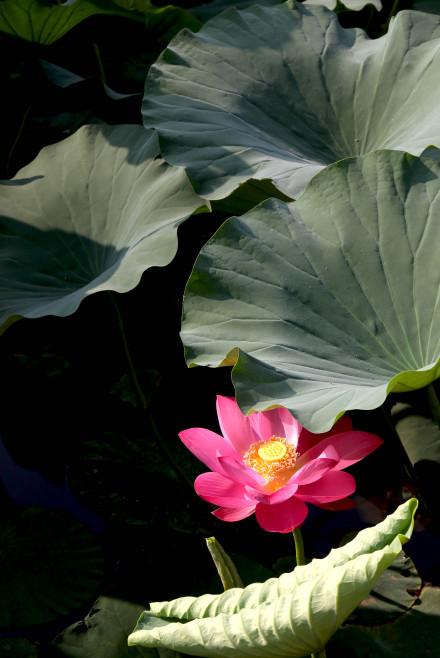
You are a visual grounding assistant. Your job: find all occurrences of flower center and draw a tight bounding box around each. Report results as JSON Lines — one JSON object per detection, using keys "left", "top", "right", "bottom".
{"left": 243, "top": 436, "right": 298, "bottom": 486}
{"left": 258, "top": 440, "right": 287, "bottom": 462}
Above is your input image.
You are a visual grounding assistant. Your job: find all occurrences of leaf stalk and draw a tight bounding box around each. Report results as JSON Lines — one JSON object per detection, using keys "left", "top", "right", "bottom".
{"left": 292, "top": 527, "right": 305, "bottom": 566}
{"left": 108, "top": 291, "right": 147, "bottom": 410}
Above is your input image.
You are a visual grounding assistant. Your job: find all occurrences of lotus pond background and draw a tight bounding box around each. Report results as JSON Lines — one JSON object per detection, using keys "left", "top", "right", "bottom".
{"left": 2, "top": 0, "right": 440, "bottom": 656}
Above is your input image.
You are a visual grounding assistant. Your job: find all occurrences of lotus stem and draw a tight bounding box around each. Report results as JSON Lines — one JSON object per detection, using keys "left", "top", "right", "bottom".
{"left": 93, "top": 42, "right": 107, "bottom": 86}
{"left": 292, "top": 529, "right": 327, "bottom": 658}
{"left": 292, "top": 527, "right": 305, "bottom": 566}
{"left": 381, "top": 0, "right": 401, "bottom": 34}
{"left": 6, "top": 104, "right": 31, "bottom": 178}
{"left": 108, "top": 291, "right": 147, "bottom": 410}
{"left": 364, "top": 6, "right": 375, "bottom": 34}
{"left": 108, "top": 292, "right": 195, "bottom": 490}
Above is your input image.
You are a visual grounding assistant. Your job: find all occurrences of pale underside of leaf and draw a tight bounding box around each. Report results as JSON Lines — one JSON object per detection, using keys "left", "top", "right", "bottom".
{"left": 128, "top": 500, "right": 417, "bottom": 657}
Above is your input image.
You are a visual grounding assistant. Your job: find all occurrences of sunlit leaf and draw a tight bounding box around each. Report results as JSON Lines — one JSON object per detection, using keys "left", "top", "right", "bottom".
{"left": 182, "top": 150, "right": 440, "bottom": 432}
{"left": 128, "top": 499, "right": 417, "bottom": 657}
{"left": 143, "top": 1, "right": 440, "bottom": 199}
{"left": 0, "top": 124, "right": 208, "bottom": 334}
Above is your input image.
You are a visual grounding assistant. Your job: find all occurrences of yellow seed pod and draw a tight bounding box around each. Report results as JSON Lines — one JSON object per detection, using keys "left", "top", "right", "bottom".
{"left": 258, "top": 440, "right": 287, "bottom": 462}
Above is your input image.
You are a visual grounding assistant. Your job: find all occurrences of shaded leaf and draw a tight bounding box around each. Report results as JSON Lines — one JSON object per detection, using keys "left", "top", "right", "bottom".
{"left": 0, "top": 0, "right": 144, "bottom": 45}
{"left": 0, "top": 124, "right": 208, "bottom": 333}
{"left": 39, "top": 59, "right": 140, "bottom": 100}
{"left": 228, "top": 552, "right": 275, "bottom": 586}
{"left": 211, "top": 179, "right": 293, "bottom": 215}
{"left": 143, "top": 2, "right": 440, "bottom": 199}
{"left": 49, "top": 596, "right": 156, "bottom": 658}
{"left": 392, "top": 403, "right": 440, "bottom": 466}
{"left": 112, "top": 0, "right": 202, "bottom": 41}
{"left": 391, "top": 400, "right": 440, "bottom": 513}
{"left": 181, "top": 150, "right": 440, "bottom": 432}
{"left": 128, "top": 500, "right": 417, "bottom": 657}
{"left": 327, "top": 584, "right": 440, "bottom": 657}
{"left": 346, "top": 552, "right": 421, "bottom": 626}
{"left": 411, "top": 0, "right": 440, "bottom": 14}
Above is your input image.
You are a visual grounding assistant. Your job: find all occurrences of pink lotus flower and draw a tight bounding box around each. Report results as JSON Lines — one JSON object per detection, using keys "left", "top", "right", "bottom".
{"left": 179, "top": 396, "right": 383, "bottom": 533}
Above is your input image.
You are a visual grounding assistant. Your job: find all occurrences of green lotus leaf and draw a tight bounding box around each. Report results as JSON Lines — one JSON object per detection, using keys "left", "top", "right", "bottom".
{"left": 112, "top": 0, "right": 202, "bottom": 42}
{"left": 128, "top": 499, "right": 417, "bottom": 657}
{"left": 181, "top": 150, "right": 440, "bottom": 433}
{"left": 211, "top": 179, "right": 292, "bottom": 215}
{"left": 411, "top": 0, "right": 440, "bottom": 15}
{"left": 345, "top": 552, "right": 421, "bottom": 626}
{"left": 142, "top": 1, "right": 440, "bottom": 200}
{"left": 0, "top": 0, "right": 144, "bottom": 45}
{"left": 391, "top": 400, "right": 440, "bottom": 513}
{"left": 0, "top": 124, "right": 208, "bottom": 333}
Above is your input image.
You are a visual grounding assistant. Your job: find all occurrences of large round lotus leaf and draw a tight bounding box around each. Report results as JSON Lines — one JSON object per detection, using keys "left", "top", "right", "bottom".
{"left": 143, "top": 1, "right": 440, "bottom": 200}
{"left": 0, "top": 0, "right": 144, "bottom": 45}
{"left": 181, "top": 150, "right": 440, "bottom": 433}
{"left": 0, "top": 507, "right": 103, "bottom": 630}
{"left": 0, "top": 124, "right": 207, "bottom": 333}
